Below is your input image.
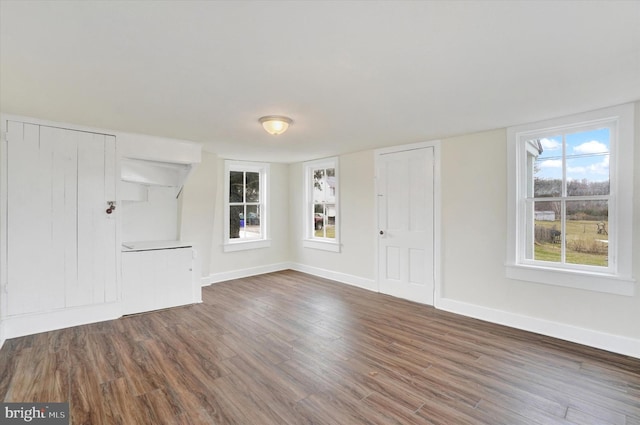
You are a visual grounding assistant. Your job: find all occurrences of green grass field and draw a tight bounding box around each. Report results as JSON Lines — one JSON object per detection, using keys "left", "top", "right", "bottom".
{"left": 315, "top": 225, "right": 336, "bottom": 239}
{"left": 534, "top": 220, "right": 608, "bottom": 267}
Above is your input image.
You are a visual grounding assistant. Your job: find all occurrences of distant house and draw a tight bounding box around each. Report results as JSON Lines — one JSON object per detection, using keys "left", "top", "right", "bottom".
{"left": 535, "top": 211, "right": 556, "bottom": 221}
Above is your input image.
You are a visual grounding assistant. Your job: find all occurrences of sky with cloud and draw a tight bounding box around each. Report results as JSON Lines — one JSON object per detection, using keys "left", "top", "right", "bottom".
{"left": 534, "top": 127, "right": 610, "bottom": 182}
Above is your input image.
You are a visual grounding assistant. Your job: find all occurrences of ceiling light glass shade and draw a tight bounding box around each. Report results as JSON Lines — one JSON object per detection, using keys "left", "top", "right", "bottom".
{"left": 259, "top": 115, "right": 292, "bottom": 135}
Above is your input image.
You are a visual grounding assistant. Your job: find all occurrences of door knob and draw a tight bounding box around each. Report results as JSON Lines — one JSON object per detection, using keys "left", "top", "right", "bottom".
{"left": 379, "top": 230, "right": 384, "bottom": 235}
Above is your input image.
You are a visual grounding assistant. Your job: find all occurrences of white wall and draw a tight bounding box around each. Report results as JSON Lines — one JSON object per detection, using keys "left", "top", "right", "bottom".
{"left": 437, "top": 118, "right": 640, "bottom": 352}
{"left": 178, "top": 151, "right": 217, "bottom": 280}
{"left": 440, "top": 128, "right": 509, "bottom": 304}
{"left": 289, "top": 151, "right": 377, "bottom": 289}
{"left": 122, "top": 186, "right": 179, "bottom": 242}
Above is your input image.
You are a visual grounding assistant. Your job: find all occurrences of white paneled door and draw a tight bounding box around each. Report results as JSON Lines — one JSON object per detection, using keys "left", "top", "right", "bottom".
{"left": 377, "top": 146, "right": 435, "bottom": 305}
{"left": 6, "top": 121, "right": 117, "bottom": 316}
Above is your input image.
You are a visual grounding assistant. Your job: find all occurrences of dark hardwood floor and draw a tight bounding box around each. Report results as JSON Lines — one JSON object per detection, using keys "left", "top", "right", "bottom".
{"left": 1, "top": 270, "right": 639, "bottom": 424}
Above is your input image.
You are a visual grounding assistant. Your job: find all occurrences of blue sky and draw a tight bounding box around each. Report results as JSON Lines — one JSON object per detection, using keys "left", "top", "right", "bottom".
{"left": 534, "top": 127, "right": 610, "bottom": 182}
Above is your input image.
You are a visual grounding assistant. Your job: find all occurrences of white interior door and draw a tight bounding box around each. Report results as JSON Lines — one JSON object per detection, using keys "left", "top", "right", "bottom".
{"left": 377, "top": 146, "right": 435, "bottom": 305}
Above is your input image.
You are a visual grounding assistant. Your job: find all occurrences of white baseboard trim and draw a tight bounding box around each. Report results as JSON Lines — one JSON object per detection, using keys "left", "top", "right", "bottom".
{"left": 436, "top": 297, "right": 640, "bottom": 359}
{"left": 204, "top": 262, "right": 292, "bottom": 286}
{"left": 202, "top": 262, "right": 377, "bottom": 293}
{"left": 1, "top": 302, "right": 123, "bottom": 340}
{"left": 290, "top": 263, "right": 377, "bottom": 292}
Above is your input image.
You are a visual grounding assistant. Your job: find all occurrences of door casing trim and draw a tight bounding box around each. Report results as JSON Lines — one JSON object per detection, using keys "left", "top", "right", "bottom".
{"left": 374, "top": 140, "right": 442, "bottom": 306}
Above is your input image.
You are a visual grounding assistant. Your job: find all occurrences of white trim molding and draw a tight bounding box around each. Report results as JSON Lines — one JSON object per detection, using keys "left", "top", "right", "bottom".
{"left": 290, "top": 263, "right": 377, "bottom": 292}
{"left": 302, "top": 156, "right": 341, "bottom": 252}
{"left": 506, "top": 103, "right": 635, "bottom": 295}
{"left": 204, "top": 263, "right": 377, "bottom": 293}
{"left": 1, "top": 302, "right": 123, "bottom": 341}
{"left": 204, "top": 263, "right": 292, "bottom": 285}
{"left": 436, "top": 297, "right": 640, "bottom": 359}
{"left": 223, "top": 160, "right": 270, "bottom": 252}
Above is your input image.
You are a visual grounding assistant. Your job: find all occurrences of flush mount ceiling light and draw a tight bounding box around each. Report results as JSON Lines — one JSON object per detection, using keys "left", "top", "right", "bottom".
{"left": 259, "top": 115, "right": 292, "bottom": 135}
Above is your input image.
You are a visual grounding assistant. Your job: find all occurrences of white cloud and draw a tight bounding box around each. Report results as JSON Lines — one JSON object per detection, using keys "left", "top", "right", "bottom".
{"left": 567, "top": 166, "right": 585, "bottom": 174}
{"left": 573, "top": 140, "right": 608, "bottom": 154}
{"left": 540, "top": 138, "right": 561, "bottom": 151}
{"left": 588, "top": 155, "right": 609, "bottom": 175}
{"left": 567, "top": 155, "right": 609, "bottom": 180}
{"left": 539, "top": 159, "right": 562, "bottom": 168}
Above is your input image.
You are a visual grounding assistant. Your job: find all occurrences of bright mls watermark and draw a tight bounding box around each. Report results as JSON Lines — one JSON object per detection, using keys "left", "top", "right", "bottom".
{"left": 1, "top": 403, "right": 68, "bottom": 424}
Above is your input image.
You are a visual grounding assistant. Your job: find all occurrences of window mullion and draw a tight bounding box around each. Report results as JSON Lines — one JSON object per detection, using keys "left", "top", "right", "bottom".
{"left": 242, "top": 171, "right": 247, "bottom": 204}
{"left": 323, "top": 202, "right": 327, "bottom": 238}
{"left": 560, "top": 201, "right": 565, "bottom": 263}
{"left": 561, "top": 133, "right": 567, "bottom": 198}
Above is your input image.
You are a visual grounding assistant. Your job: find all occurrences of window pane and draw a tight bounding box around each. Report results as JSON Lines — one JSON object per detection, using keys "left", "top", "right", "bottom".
{"left": 313, "top": 204, "right": 327, "bottom": 237}
{"left": 324, "top": 203, "right": 336, "bottom": 239}
{"left": 230, "top": 171, "right": 244, "bottom": 202}
{"left": 229, "top": 205, "right": 243, "bottom": 239}
{"left": 313, "top": 204, "right": 324, "bottom": 232}
{"left": 246, "top": 172, "right": 260, "bottom": 202}
{"left": 566, "top": 200, "right": 608, "bottom": 266}
{"left": 532, "top": 200, "right": 561, "bottom": 262}
{"left": 242, "top": 205, "right": 261, "bottom": 239}
{"left": 532, "top": 136, "right": 563, "bottom": 198}
{"left": 313, "top": 203, "right": 336, "bottom": 239}
{"left": 325, "top": 168, "right": 336, "bottom": 203}
{"left": 313, "top": 169, "right": 325, "bottom": 203}
{"left": 566, "top": 128, "right": 610, "bottom": 196}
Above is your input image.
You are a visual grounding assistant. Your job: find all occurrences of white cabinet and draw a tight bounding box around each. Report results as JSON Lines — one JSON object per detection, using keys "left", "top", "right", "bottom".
{"left": 3, "top": 121, "right": 117, "bottom": 317}
{"left": 121, "top": 245, "right": 195, "bottom": 315}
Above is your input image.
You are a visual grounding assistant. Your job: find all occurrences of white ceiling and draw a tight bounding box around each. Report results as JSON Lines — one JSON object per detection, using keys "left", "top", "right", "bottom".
{"left": 1, "top": 1, "right": 639, "bottom": 163}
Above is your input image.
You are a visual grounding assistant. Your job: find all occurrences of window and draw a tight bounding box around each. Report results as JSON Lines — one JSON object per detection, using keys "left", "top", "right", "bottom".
{"left": 303, "top": 157, "right": 340, "bottom": 252}
{"left": 224, "top": 161, "right": 270, "bottom": 252}
{"left": 507, "top": 104, "right": 635, "bottom": 295}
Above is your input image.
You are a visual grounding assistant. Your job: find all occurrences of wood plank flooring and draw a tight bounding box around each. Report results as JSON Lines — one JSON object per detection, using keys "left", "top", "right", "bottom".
{"left": 1, "top": 270, "right": 639, "bottom": 424}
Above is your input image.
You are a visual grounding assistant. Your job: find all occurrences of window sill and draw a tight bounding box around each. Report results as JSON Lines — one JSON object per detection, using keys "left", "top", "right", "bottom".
{"left": 223, "top": 239, "right": 271, "bottom": 252}
{"left": 506, "top": 263, "right": 635, "bottom": 296}
{"left": 303, "top": 239, "right": 341, "bottom": 252}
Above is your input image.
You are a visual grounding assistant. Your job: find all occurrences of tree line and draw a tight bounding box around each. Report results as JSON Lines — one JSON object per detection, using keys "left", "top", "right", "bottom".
{"left": 534, "top": 178, "right": 608, "bottom": 220}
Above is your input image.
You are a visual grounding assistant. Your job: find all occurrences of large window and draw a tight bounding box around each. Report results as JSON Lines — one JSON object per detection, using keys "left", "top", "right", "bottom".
{"left": 224, "top": 161, "right": 269, "bottom": 252}
{"left": 303, "top": 157, "right": 339, "bottom": 252}
{"left": 507, "top": 104, "right": 634, "bottom": 295}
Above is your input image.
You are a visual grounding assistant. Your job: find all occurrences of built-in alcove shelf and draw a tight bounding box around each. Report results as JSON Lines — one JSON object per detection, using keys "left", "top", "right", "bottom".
{"left": 117, "top": 135, "right": 203, "bottom": 316}
{"left": 122, "top": 240, "right": 192, "bottom": 252}
{"left": 120, "top": 180, "right": 149, "bottom": 202}
{"left": 118, "top": 142, "right": 201, "bottom": 244}
{"left": 121, "top": 158, "right": 194, "bottom": 198}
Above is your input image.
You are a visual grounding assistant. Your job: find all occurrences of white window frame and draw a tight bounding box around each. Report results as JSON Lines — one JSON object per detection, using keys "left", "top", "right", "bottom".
{"left": 223, "top": 160, "right": 270, "bottom": 252}
{"left": 506, "top": 103, "right": 635, "bottom": 296}
{"left": 303, "top": 157, "right": 340, "bottom": 252}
